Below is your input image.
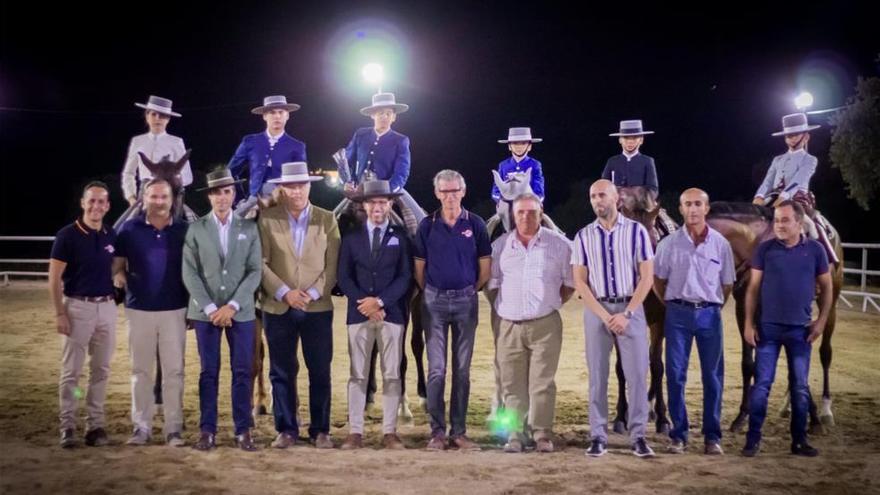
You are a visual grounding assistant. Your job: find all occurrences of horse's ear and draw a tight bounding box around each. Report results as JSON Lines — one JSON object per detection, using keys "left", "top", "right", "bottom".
{"left": 139, "top": 152, "right": 160, "bottom": 175}
{"left": 492, "top": 170, "right": 504, "bottom": 189}
{"left": 523, "top": 167, "right": 532, "bottom": 183}
{"left": 174, "top": 149, "right": 192, "bottom": 173}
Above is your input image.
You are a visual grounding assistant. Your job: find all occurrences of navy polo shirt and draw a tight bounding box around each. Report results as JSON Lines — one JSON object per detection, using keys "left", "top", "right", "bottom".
{"left": 752, "top": 236, "right": 829, "bottom": 326}
{"left": 114, "top": 215, "right": 188, "bottom": 311}
{"left": 50, "top": 219, "right": 116, "bottom": 297}
{"left": 414, "top": 209, "right": 491, "bottom": 290}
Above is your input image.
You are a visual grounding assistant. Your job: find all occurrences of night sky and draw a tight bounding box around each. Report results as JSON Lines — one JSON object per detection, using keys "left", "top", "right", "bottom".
{"left": 2, "top": 2, "right": 878, "bottom": 249}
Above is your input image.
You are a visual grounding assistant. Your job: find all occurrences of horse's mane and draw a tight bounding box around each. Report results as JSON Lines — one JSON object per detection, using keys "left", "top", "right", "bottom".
{"left": 708, "top": 201, "right": 773, "bottom": 221}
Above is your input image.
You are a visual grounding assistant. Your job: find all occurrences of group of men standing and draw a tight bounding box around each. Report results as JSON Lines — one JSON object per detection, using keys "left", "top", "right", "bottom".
{"left": 49, "top": 96, "right": 832, "bottom": 459}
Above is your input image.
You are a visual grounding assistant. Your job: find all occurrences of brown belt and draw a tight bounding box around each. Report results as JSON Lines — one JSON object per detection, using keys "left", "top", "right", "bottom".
{"left": 67, "top": 295, "right": 114, "bottom": 303}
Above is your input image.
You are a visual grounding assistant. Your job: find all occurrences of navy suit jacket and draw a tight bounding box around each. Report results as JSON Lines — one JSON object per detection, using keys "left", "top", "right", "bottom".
{"left": 228, "top": 132, "right": 307, "bottom": 196}
{"left": 601, "top": 153, "right": 659, "bottom": 193}
{"left": 344, "top": 127, "right": 411, "bottom": 191}
{"left": 337, "top": 223, "right": 412, "bottom": 325}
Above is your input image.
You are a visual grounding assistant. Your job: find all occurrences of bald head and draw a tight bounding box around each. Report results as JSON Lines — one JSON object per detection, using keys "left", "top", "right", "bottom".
{"left": 679, "top": 187, "right": 710, "bottom": 228}
{"left": 589, "top": 179, "right": 619, "bottom": 220}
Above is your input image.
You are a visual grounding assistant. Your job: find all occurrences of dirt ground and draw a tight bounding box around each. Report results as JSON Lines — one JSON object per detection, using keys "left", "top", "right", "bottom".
{"left": 1, "top": 282, "right": 878, "bottom": 495}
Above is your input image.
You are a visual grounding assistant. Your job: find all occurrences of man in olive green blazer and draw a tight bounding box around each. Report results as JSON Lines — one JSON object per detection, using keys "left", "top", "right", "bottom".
{"left": 258, "top": 162, "right": 340, "bottom": 449}
{"left": 183, "top": 168, "right": 262, "bottom": 452}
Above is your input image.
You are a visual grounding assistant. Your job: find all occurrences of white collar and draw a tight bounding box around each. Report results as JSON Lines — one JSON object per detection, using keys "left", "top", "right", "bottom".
{"left": 623, "top": 150, "right": 640, "bottom": 160}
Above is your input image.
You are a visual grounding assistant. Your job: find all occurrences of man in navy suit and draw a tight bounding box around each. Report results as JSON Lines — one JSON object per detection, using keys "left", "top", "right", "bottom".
{"left": 337, "top": 180, "right": 413, "bottom": 450}
{"left": 229, "top": 95, "right": 306, "bottom": 216}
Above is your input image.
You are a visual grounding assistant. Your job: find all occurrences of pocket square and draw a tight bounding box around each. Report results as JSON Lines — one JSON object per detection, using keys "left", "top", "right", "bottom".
{"left": 238, "top": 233, "right": 247, "bottom": 240}
{"left": 387, "top": 237, "right": 400, "bottom": 246}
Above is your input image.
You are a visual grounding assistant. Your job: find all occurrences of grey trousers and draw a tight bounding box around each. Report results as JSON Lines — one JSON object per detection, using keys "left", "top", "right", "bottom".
{"left": 347, "top": 320, "right": 404, "bottom": 434}
{"left": 583, "top": 302, "right": 650, "bottom": 443}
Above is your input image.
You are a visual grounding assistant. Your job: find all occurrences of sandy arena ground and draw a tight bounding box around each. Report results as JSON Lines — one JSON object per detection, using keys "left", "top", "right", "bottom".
{"left": 1, "top": 282, "right": 878, "bottom": 494}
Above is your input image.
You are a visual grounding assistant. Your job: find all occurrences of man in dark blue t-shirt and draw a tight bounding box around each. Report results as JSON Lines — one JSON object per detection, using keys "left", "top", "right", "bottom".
{"left": 414, "top": 169, "right": 491, "bottom": 451}
{"left": 49, "top": 181, "right": 117, "bottom": 448}
{"left": 741, "top": 200, "right": 833, "bottom": 458}
{"left": 113, "top": 178, "right": 189, "bottom": 447}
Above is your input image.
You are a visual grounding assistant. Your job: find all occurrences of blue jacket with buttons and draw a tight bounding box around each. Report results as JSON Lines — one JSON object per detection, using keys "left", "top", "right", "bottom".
{"left": 344, "top": 127, "right": 411, "bottom": 192}
{"left": 228, "top": 132, "right": 307, "bottom": 197}
{"left": 337, "top": 223, "right": 413, "bottom": 325}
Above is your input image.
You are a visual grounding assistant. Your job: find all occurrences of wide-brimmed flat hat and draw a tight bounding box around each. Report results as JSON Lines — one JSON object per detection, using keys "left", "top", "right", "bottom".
{"left": 196, "top": 168, "right": 246, "bottom": 192}
{"left": 498, "top": 127, "right": 542, "bottom": 144}
{"left": 771, "top": 113, "right": 821, "bottom": 136}
{"left": 134, "top": 95, "right": 181, "bottom": 117}
{"left": 349, "top": 179, "right": 403, "bottom": 202}
{"left": 609, "top": 119, "right": 654, "bottom": 137}
{"left": 251, "top": 95, "right": 301, "bottom": 115}
{"left": 267, "top": 162, "right": 324, "bottom": 184}
{"left": 360, "top": 92, "right": 409, "bottom": 116}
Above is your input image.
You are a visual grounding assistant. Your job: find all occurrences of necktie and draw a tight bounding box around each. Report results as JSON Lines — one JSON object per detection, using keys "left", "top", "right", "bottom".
{"left": 371, "top": 227, "right": 382, "bottom": 260}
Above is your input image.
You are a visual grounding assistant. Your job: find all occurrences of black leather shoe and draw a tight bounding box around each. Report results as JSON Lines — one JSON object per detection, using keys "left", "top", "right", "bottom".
{"left": 60, "top": 429, "right": 76, "bottom": 449}
{"left": 193, "top": 432, "right": 216, "bottom": 451}
{"left": 741, "top": 440, "right": 761, "bottom": 457}
{"left": 791, "top": 442, "right": 819, "bottom": 457}
{"left": 84, "top": 427, "right": 109, "bottom": 447}
{"left": 236, "top": 431, "right": 258, "bottom": 452}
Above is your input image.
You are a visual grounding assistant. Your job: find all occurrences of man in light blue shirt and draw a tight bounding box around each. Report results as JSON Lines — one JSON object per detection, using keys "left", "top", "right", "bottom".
{"left": 653, "top": 188, "right": 735, "bottom": 455}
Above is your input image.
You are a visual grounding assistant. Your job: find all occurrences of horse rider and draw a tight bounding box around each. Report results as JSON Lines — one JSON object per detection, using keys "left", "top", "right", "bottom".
{"left": 752, "top": 112, "right": 839, "bottom": 264}
{"left": 229, "top": 95, "right": 306, "bottom": 217}
{"left": 492, "top": 127, "right": 546, "bottom": 202}
{"left": 602, "top": 119, "right": 676, "bottom": 236}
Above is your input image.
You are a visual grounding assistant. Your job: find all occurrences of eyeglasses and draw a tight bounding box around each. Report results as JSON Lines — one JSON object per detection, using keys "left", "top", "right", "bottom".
{"left": 437, "top": 189, "right": 462, "bottom": 196}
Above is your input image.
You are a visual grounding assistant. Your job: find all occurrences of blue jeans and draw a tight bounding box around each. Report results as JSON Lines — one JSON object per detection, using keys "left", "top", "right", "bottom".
{"left": 747, "top": 322, "right": 812, "bottom": 445}
{"left": 422, "top": 285, "right": 478, "bottom": 437}
{"left": 664, "top": 303, "right": 724, "bottom": 444}
{"left": 193, "top": 320, "right": 256, "bottom": 435}
{"left": 263, "top": 309, "right": 333, "bottom": 438}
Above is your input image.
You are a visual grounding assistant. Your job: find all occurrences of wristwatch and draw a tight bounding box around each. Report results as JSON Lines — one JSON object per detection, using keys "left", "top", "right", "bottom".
{"left": 624, "top": 309, "right": 634, "bottom": 319}
{"left": 377, "top": 298, "right": 385, "bottom": 308}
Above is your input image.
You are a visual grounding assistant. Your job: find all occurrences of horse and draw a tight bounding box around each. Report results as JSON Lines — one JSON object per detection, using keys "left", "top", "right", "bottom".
{"left": 484, "top": 169, "right": 563, "bottom": 423}
{"left": 706, "top": 200, "right": 843, "bottom": 433}
{"left": 610, "top": 185, "right": 676, "bottom": 434}
{"left": 113, "top": 150, "right": 197, "bottom": 229}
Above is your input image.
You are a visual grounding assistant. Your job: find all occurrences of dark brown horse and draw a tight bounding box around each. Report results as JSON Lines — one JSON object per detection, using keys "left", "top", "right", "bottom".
{"left": 706, "top": 201, "right": 843, "bottom": 433}
{"left": 612, "top": 186, "right": 676, "bottom": 434}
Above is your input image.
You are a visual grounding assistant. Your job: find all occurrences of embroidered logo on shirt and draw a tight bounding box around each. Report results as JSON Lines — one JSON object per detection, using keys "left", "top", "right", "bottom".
{"left": 104, "top": 245, "right": 115, "bottom": 254}
{"left": 462, "top": 229, "right": 473, "bottom": 238}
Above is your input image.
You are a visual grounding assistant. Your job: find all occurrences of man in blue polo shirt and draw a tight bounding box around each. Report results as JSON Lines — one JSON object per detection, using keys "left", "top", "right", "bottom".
{"left": 49, "top": 181, "right": 117, "bottom": 448}
{"left": 741, "top": 200, "right": 833, "bottom": 457}
{"left": 414, "top": 169, "right": 491, "bottom": 451}
{"left": 654, "top": 188, "right": 735, "bottom": 455}
{"left": 113, "top": 178, "right": 190, "bottom": 447}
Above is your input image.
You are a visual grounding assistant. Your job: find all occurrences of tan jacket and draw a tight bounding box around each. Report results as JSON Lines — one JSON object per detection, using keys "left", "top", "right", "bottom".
{"left": 258, "top": 203, "right": 340, "bottom": 314}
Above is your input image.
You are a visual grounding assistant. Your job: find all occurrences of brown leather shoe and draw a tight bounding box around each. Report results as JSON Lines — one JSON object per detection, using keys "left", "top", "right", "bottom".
{"left": 383, "top": 433, "right": 406, "bottom": 450}
{"left": 271, "top": 432, "right": 297, "bottom": 449}
{"left": 340, "top": 433, "right": 363, "bottom": 450}
{"left": 192, "top": 432, "right": 216, "bottom": 451}
{"left": 235, "top": 431, "right": 258, "bottom": 452}
{"left": 426, "top": 434, "right": 447, "bottom": 451}
{"left": 535, "top": 437, "right": 554, "bottom": 453}
{"left": 313, "top": 433, "right": 334, "bottom": 449}
{"left": 449, "top": 435, "right": 481, "bottom": 451}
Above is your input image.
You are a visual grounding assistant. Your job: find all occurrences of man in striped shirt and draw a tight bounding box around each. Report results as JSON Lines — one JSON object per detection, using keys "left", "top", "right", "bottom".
{"left": 572, "top": 179, "right": 656, "bottom": 458}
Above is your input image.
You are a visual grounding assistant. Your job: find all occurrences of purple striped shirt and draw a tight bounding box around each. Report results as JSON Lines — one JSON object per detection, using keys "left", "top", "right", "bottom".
{"left": 571, "top": 214, "right": 654, "bottom": 299}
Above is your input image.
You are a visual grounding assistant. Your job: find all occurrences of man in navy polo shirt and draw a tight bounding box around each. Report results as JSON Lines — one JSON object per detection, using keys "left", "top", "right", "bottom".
{"left": 49, "top": 181, "right": 117, "bottom": 448}
{"left": 113, "top": 178, "right": 190, "bottom": 447}
{"left": 414, "top": 169, "right": 491, "bottom": 451}
{"left": 741, "top": 200, "right": 833, "bottom": 457}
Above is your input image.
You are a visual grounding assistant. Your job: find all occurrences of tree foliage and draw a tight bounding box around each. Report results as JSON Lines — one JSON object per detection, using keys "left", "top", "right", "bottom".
{"left": 829, "top": 76, "right": 880, "bottom": 210}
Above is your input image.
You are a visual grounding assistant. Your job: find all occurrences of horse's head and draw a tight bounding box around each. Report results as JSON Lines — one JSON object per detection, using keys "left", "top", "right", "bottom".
{"left": 618, "top": 186, "right": 661, "bottom": 246}
{"left": 493, "top": 168, "right": 534, "bottom": 202}
{"left": 139, "top": 149, "right": 191, "bottom": 196}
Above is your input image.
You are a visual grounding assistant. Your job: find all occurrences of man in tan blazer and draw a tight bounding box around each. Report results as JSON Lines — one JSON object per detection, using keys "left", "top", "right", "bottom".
{"left": 258, "top": 162, "right": 340, "bottom": 449}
